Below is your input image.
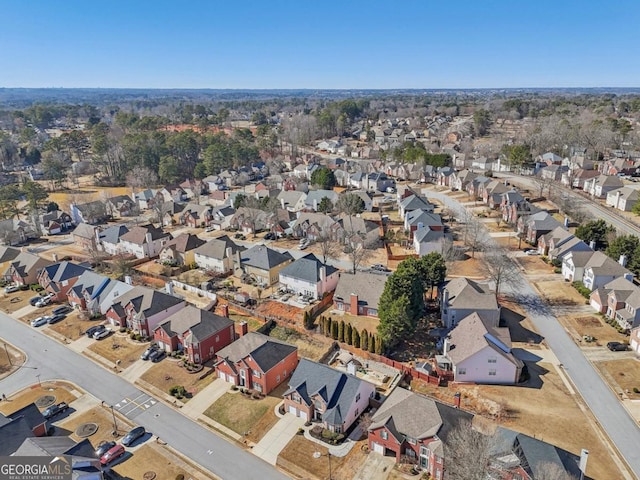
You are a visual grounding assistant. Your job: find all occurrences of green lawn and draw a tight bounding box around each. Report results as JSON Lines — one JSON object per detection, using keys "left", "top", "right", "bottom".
{"left": 204, "top": 392, "right": 276, "bottom": 436}
{"left": 229, "top": 313, "right": 263, "bottom": 331}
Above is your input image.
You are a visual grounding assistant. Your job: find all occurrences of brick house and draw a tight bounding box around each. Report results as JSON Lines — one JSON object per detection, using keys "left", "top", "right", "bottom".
{"left": 37, "top": 261, "right": 91, "bottom": 302}
{"left": 159, "top": 233, "right": 206, "bottom": 266}
{"left": 283, "top": 358, "right": 375, "bottom": 431}
{"left": 5, "top": 252, "right": 52, "bottom": 286}
{"left": 215, "top": 332, "right": 298, "bottom": 394}
{"left": 368, "top": 387, "right": 472, "bottom": 476}
{"left": 333, "top": 271, "right": 386, "bottom": 318}
{"left": 516, "top": 211, "right": 562, "bottom": 245}
{"left": 72, "top": 223, "right": 100, "bottom": 252}
{"left": 154, "top": 306, "right": 235, "bottom": 364}
{"left": 180, "top": 204, "right": 214, "bottom": 228}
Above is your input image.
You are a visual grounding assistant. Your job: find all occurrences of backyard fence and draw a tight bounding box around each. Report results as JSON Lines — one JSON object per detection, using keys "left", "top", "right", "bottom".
{"left": 170, "top": 281, "right": 217, "bottom": 301}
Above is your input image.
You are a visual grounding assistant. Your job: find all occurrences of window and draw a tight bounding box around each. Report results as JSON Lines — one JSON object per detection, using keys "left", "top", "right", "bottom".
{"left": 276, "top": 375, "right": 280, "bottom": 383}
{"left": 254, "top": 383, "right": 262, "bottom": 392}
{"left": 356, "top": 393, "right": 361, "bottom": 402}
{"left": 458, "top": 368, "right": 466, "bottom": 375}
{"left": 381, "top": 430, "right": 388, "bottom": 440}
{"left": 489, "top": 369, "right": 496, "bottom": 376}
{"left": 436, "top": 470, "right": 441, "bottom": 480}
{"left": 215, "top": 335, "right": 219, "bottom": 343}
{"left": 407, "top": 437, "right": 417, "bottom": 445}
{"left": 354, "top": 408, "right": 359, "bottom": 417}
{"left": 334, "top": 425, "right": 342, "bottom": 434}
{"left": 292, "top": 394, "right": 301, "bottom": 404}
{"left": 488, "top": 357, "right": 497, "bottom": 363}
{"left": 253, "top": 370, "right": 261, "bottom": 378}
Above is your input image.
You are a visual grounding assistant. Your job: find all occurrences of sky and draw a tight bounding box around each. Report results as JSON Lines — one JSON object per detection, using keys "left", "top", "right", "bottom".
{"left": 1, "top": 0, "right": 639, "bottom": 89}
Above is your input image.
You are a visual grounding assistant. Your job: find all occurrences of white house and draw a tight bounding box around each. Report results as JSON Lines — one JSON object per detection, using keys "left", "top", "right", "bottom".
{"left": 605, "top": 187, "right": 640, "bottom": 212}
{"left": 584, "top": 174, "right": 624, "bottom": 198}
{"left": 119, "top": 224, "right": 171, "bottom": 259}
{"left": 278, "top": 253, "right": 339, "bottom": 300}
{"left": 443, "top": 312, "right": 524, "bottom": 384}
{"left": 194, "top": 235, "right": 245, "bottom": 274}
{"left": 439, "top": 277, "right": 500, "bottom": 329}
{"left": 277, "top": 190, "right": 308, "bottom": 212}
{"left": 413, "top": 227, "right": 446, "bottom": 257}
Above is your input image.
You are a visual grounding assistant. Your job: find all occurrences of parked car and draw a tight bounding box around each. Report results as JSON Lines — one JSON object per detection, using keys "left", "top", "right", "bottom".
{"left": 86, "top": 324, "right": 106, "bottom": 338}
{"left": 35, "top": 295, "right": 54, "bottom": 307}
{"left": 31, "top": 316, "right": 50, "bottom": 327}
{"left": 100, "top": 444, "right": 125, "bottom": 466}
{"left": 370, "top": 264, "right": 390, "bottom": 272}
{"left": 148, "top": 349, "right": 165, "bottom": 362}
{"left": 298, "top": 243, "right": 308, "bottom": 250}
{"left": 205, "top": 226, "right": 215, "bottom": 232}
{"left": 47, "top": 314, "right": 65, "bottom": 325}
{"left": 29, "top": 296, "right": 43, "bottom": 306}
{"left": 140, "top": 345, "right": 159, "bottom": 361}
{"left": 526, "top": 250, "right": 540, "bottom": 256}
{"left": 52, "top": 305, "right": 72, "bottom": 316}
{"left": 93, "top": 328, "right": 112, "bottom": 340}
{"left": 95, "top": 441, "right": 116, "bottom": 458}
{"left": 264, "top": 232, "right": 276, "bottom": 240}
{"left": 42, "top": 402, "right": 68, "bottom": 420}
{"left": 607, "top": 341, "right": 628, "bottom": 351}
{"left": 121, "top": 426, "right": 146, "bottom": 446}
{"left": 4, "top": 285, "right": 19, "bottom": 293}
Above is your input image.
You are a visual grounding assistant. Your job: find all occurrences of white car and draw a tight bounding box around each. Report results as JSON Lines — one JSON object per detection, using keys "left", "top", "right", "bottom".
{"left": 526, "top": 250, "right": 540, "bottom": 256}
{"left": 93, "top": 328, "right": 112, "bottom": 340}
{"left": 4, "top": 285, "right": 19, "bottom": 293}
{"left": 31, "top": 316, "right": 49, "bottom": 327}
{"left": 35, "top": 297, "right": 53, "bottom": 308}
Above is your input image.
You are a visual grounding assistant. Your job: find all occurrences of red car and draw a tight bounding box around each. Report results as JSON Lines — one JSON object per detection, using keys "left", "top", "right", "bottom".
{"left": 100, "top": 444, "right": 125, "bottom": 465}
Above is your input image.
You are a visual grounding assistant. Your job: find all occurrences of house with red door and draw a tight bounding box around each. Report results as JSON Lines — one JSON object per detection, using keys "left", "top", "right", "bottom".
{"left": 154, "top": 306, "right": 235, "bottom": 364}
{"left": 37, "top": 261, "right": 91, "bottom": 302}
{"left": 215, "top": 332, "right": 298, "bottom": 394}
{"left": 368, "top": 387, "right": 472, "bottom": 477}
{"left": 283, "top": 358, "right": 375, "bottom": 432}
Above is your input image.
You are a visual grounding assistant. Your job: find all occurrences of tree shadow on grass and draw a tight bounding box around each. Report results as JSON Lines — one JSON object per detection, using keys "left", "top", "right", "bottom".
{"left": 500, "top": 306, "right": 544, "bottom": 344}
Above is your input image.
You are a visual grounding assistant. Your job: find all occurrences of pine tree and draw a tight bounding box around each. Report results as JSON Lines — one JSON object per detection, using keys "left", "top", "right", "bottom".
{"left": 352, "top": 328, "right": 360, "bottom": 348}
{"left": 326, "top": 317, "right": 333, "bottom": 338}
{"left": 331, "top": 319, "right": 339, "bottom": 340}
{"left": 303, "top": 311, "right": 315, "bottom": 330}
{"left": 338, "top": 320, "right": 345, "bottom": 342}
{"left": 361, "top": 329, "right": 369, "bottom": 351}
{"left": 320, "top": 316, "right": 326, "bottom": 335}
{"left": 346, "top": 323, "right": 353, "bottom": 345}
{"left": 369, "top": 334, "right": 376, "bottom": 353}
{"left": 375, "top": 336, "right": 384, "bottom": 355}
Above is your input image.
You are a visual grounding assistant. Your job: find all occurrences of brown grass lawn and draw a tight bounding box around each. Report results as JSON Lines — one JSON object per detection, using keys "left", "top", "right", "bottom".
{"left": 446, "top": 252, "right": 486, "bottom": 279}
{"left": 139, "top": 361, "right": 217, "bottom": 398}
{"left": 558, "top": 314, "right": 627, "bottom": 346}
{"left": 596, "top": 358, "right": 640, "bottom": 400}
{"left": 0, "top": 291, "right": 33, "bottom": 314}
{"left": 268, "top": 325, "right": 333, "bottom": 362}
{"left": 278, "top": 436, "right": 367, "bottom": 480}
{"left": 48, "top": 310, "right": 98, "bottom": 341}
{"left": 59, "top": 405, "right": 131, "bottom": 444}
{"left": 204, "top": 390, "right": 281, "bottom": 438}
{"left": 410, "top": 365, "right": 616, "bottom": 480}
{"left": 111, "top": 445, "right": 188, "bottom": 480}
{"left": 0, "top": 339, "right": 25, "bottom": 378}
{"left": 326, "top": 312, "right": 379, "bottom": 335}
{"left": 516, "top": 256, "right": 556, "bottom": 275}
{"left": 229, "top": 311, "right": 263, "bottom": 331}
{"left": 87, "top": 335, "right": 147, "bottom": 368}
{"left": 531, "top": 279, "right": 588, "bottom": 307}
{"left": 0, "top": 382, "right": 79, "bottom": 416}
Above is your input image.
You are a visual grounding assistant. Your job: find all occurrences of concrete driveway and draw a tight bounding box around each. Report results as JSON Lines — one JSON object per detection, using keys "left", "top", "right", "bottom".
{"left": 252, "top": 412, "right": 305, "bottom": 465}
{"left": 353, "top": 453, "right": 395, "bottom": 480}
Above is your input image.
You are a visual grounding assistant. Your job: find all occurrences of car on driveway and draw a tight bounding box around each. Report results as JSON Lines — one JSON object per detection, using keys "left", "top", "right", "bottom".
{"left": 47, "top": 314, "right": 65, "bottom": 325}
{"left": 42, "top": 402, "right": 68, "bottom": 420}
{"left": 35, "top": 294, "right": 54, "bottom": 307}
{"left": 86, "top": 324, "right": 106, "bottom": 338}
{"left": 148, "top": 349, "right": 165, "bottom": 363}
{"left": 100, "top": 444, "right": 125, "bottom": 466}
{"left": 140, "top": 345, "right": 159, "bottom": 360}
{"left": 607, "top": 341, "right": 629, "bottom": 351}
{"left": 52, "top": 305, "right": 72, "bottom": 316}
{"left": 29, "top": 296, "right": 43, "bottom": 306}
{"left": 121, "top": 426, "right": 146, "bottom": 446}
{"left": 95, "top": 441, "right": 116, "bottom": 458}
{"left": 4, "top": 285, "right": 19, "bottom": 293}
{"left": 264, "top": 232, "right": 276, "bottom": 240}
{"left": 93, "top": 328, "right": 112, "bottom": 340}
{"left": 526, "top": 249, "right": 540, "bottom": 256}
{"left": 31, "top": 316, "right": 49, "bottom": 327}
{"left": 370, "top": 263, "right": 390, "bottom": 272}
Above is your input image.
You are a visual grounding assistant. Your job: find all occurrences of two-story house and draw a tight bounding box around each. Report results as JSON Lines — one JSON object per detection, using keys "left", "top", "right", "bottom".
{"left": 333, "top": 271, "right": 386, "bottom": 318}
{"left": 283, "top": 358, "right": 375, "bottom": 432}
{"left": 439, "top": 277, "right": 499, "bottom": 329}
{"left": 158, "top": 233, "right": 206, "bottom": 266}
{"left": 37, "top": 261, "right": 90, "bottom": 303}
{"left": 70, "top": 200, "right": 109, "bottom": 225}
{"left": 582, "top": 254, "right": 632, "bottom": 291}
{"left": 399, "top": 194, "right": 435, "bottom": 219}
{"left": 590, "top": 277, "right": 640, "bottom": 332}
{"left": 97, "top": 225, "right": 129, "bottom": 256}
{"left": 67, "top": 270, "right": 134, "bottom": 315}
{"left": 277, "top": 190, "right": 308, "bottom": 212}
{"left": 72, "top": 223, "right": 100, "bottom": 252}
{"left": 194, "top": 235, "right": 245, "bottom": 274}
{"left": 584, "top": 174, "right": 624, "bottom": 198}
{"left": 6, "top": 252, "right": 52, "bottom": 286}
{"left": 278, "top": 253, "right": 339, "bottom": 300}
{"left": 119, "top": 224, "right": 171, "bottom": 259}
{"left": 605, "top": 187, "right": 640, "bottom": 212}
{"left": 238, "top": 245, "right": 294, "bottom": 286}
{"left": 215, "top": 332, "right": 299, "bottom": 394}
{"left": 180, "top": 204, "right": 214, "bottom": 228}
{"left": 404, "top": 210, "right": 443, "bottom": 239}
{"left": 517, "top": 211, "right": 562, "bottom": 245}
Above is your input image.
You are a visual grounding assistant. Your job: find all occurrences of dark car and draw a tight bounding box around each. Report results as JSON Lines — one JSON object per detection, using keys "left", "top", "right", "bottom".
{"left": 42, "top": 402, "right": 68, "bottom": 420}
{"left": 264, "top": 232, "right": 276, "bottom": 240}
{"left": 140, "top": 345, "right": 159, "bottom": 361}
{"left": 100, "top": 444, "right": 125, "bottom": 465}
{"left": 607, "top": 341, "right": 628, "bottom": 351}
{"left": 86, "top": 324, "right": 106, "bottom": 338}
{"left": 47, "top": 314, "right": 65, "bottom": 325}
{"left": 52, "top": 305, "right": 72, "bottom": 316}
{"left": 121, "top": 426, "right": 146, "bottom": 446}
{"left": 29, "top": 296, "right": 43, "bottom": 306}
{"left": 148, "top": 349, "right": 165, "bottom": 363}
{"left": 95, "top": 441, "right": 116, "bottom": 458}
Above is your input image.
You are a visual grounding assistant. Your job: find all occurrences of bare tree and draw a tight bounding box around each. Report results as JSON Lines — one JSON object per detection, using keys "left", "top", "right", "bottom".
{"left": 481, "top": 248, "right": 522, "bottom": 297}
{"left": 443, "top": 419, "right": 495, "bottom": 480}
{"left": 462, "top": 213, "right": 486, "bottom": 258}
{"left": 315, "top": 231, "right": 339, "bottom": 265}
{"left": 534, "top": 462, "right": 579, "bottom": 480}
{"left": 151, "top": 196, "right": 170, "bottom": 226}
{"left": 345, "top": 238, "right": 372, "bottom": 274}
{"left": 440, "top": 237, "right": 463, "bottom": 263}
{"left": 126, "top": 166, "right": 158, "bottom": 192}
{"left": 533, "top": 175, "right": 554, "bottom": 198}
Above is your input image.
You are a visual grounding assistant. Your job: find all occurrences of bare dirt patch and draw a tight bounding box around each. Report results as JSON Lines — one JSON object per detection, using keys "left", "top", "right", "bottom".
{"left": 596, "top": 358, "right": 640, "bottom": 400}
{"left": 446, "top": 253, "right": 486, "bottom": 279}
{"left": 268, "top": 325, "right": 333, "bottom": 361}
{"left": 0, "top": 291, "right": 33, "bottom": 315}
{"left": 516, "top": 256, "right": 556, "bottom": 275}
{"left": 139, "top": 361, "right": 217, "bottom": 398}
{"left": 0, "top": 339, "right": 25, "bottom": 378}
{"left": 111, "top": 444, "right": 190, "bottom": 480}
{"left": 255, "top": 299, "right": 303, "bottom": 323}
{"left": 557, "top": 314, "right": 627, "bottom": 346}
{"left": 531, "top": 279, "right": 587, "bottom": 307}
{"left": 47, "top": 310, "right": 97, "bottom": 341}
{"left": 87, "top": 335, "right": 148, "bottom": 369}
{"left": 59, "top": 405, "right": 129, "bottom": 443}
{"left": 326, "top": 311, "right": 379, "bottom": 335}
{"left": 0, "top": 382, "right": 79, "bottom": 416}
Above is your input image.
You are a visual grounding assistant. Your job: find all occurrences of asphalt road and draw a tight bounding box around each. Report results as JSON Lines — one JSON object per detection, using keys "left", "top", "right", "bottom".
{"left": 0, "top": 313, "right": 289, "bottom": 480}
{"left": 428, "top": 189, "right": 640, "bottom": 477}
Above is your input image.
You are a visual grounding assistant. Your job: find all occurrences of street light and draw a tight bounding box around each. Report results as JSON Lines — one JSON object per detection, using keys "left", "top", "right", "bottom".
{"left": 109, "top": 405, "right": 119, "bottom": 437}
{"left": 313, "top": 451, "right": 332, "bottom": 480}
{"left": 3, "top": 343, "right": 11, "bottom": 367}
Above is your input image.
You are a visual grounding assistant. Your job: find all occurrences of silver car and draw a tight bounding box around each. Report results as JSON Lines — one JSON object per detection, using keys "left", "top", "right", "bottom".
{"left": 31, "top": 316, "right": 49, "bottom": 327}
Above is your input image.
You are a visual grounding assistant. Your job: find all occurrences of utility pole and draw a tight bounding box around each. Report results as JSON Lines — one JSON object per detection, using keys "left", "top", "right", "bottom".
{"left": 3, "top": 343, "right": 11, "bottom": 366}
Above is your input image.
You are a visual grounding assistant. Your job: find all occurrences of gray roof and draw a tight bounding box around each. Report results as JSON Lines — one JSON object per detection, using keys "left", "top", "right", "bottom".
{"left": 0, "top": 246, "right": 20, "bottom": 263}
{"left": 333, "top": 272, "right": 387, "bottom": 311}
{"left": 442, "top": 277, "right": 498, "bottom": 310}
{"left": 0, "top": 417, "right": 37, "bottom": 455}
{"left": 400, "top": 194, "right": 434, "bottom": 212}
{"left": 216, "top": 332, "right": 297, "bottom": 373}
{"left": 279, "top": 253, "right": 337, "bottom": 283}
{"left": 305, "top": 190, "right": 338, "bottom": 207}
{"left": 406, "top": 210, "right": 443, "bottom": 228}
{"left": 98, "top": 224, "right": 129, "bottom": 245}
{"left": 156, "top": 305, "right": 233, "bottom": 343}
{"left": 277, "top": 190, "right": 306, "bottom": 206}
{"left": 6, "top": 252, "right": 52, "bottom": 279}
{"left": 240, "top": 245, "right": 293, "bottom": 271}
{"left": 414, "top": 227, "right": 445, "bottom": 244}
{"left": 195, "top": 235, "right": 245, "bottom": 260}
{"left": 113, "top": 286, "right": 183, "bottom": 318}
{"left": 585, "top": 251, "right": 630, "bottom": 277}
{"left": 121, "top": 224, "right": 170, "bottom": 245}
{"left": 42, "top": 261, "right": 90, "bottom": 283}
{"left": 285, "top": 358, "right": 374, "bottom": 427}
{"left": 524, "top": 211, "right": 562, "bottom": 231}
{"left": 72, "top": 223, "right": 98, "bottom": 240}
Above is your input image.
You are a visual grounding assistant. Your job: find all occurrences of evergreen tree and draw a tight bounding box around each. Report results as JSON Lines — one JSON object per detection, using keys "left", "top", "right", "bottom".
{"left": 352, "top": 328, "right": 360, "bottom": 348}
{"left": 346, "top": 323, "right": 353, "bottom": 345}
{"left": 369, "top": 334, "right": 376, "bottom": 353}
{"left": 338, "top": 320, "right": 345, "bottom": 342}
{"left": 331, "top": 319, "right": 339, "bottom": 340}
{"left": 361, "top": 329, "right": 369, "bottom": 351}
{"left": 326, "top": 317, "right": 333, "bottom": 338}
{"left": 375, "top": 336, "right": 384, "bottom": 355}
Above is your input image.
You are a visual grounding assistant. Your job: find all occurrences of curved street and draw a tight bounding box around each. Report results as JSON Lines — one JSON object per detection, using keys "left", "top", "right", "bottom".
{"left": 428, "top": 188, "right": 640, "bottom": 478}
{"left": 0, "top": 313, "right": 289, "bottom": 480}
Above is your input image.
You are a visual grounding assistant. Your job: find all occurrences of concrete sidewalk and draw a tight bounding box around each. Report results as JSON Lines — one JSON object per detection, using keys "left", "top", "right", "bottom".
{"left": 181, "top": 378, "right": 230, "bottom": 417}
{"left": 252, "top": 412, "right": 305, "bottom": 465}
{"left": 67, "top": 335, "right": 94, "bottom": 354}
{"left": 120, "top": 359, "right": 156, "bottom": 383}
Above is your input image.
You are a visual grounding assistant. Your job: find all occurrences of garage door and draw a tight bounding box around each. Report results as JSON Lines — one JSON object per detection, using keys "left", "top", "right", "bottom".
{"left": 288, "top": 405, "right": 297, "bottom": 415}
{"left": 632, "top": 339, "right": 639, "bottom": 353}
{"left": 299, "top": 410, "right": 308, "bottom": 421}
{"left": 288, "top": 406, "right": 308, "bottom": 421}
{"left": 372, "top": 442, "right": 384, "bottom": 454}
{"left": 219, "top": 371, "right": 229, "bottom": 382}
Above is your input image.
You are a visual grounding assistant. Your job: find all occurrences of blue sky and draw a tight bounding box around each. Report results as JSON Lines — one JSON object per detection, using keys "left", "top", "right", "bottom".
{"left": 1, "top": 0, "right": 639, "bottom": 89}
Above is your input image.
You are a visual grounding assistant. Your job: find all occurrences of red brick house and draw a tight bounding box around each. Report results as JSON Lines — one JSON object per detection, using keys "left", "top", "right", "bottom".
{"left": 72, "top": 223, "right": 99, "bottom": 252}
{"left": 1, "top": 403, "right": 48, "bottom": 438}
{"left": 333, "top": 272, "right": 386, "bottom": 318}
{"left": 368, "top": 387, "right": 472, "bottom": 476}
{"left": 37, "top": 261, "right": 91, "bottom": 302}
{"left": 215, "top": 332, "right": 298, "bottom": 394}
{"left": 6, "top": 252, "right": 52, "bottom": 286}
{"left": 154, "top": 306, "right": 235, "bottom": 364}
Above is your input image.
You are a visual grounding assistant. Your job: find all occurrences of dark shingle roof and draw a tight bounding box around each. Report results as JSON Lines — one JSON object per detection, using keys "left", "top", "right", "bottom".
{"left": 216, "top": 332, "right": 297, "bottom": 373}
{"left": 194, "top": 235, "right": 245, "bottom": 260}
{"left": 240, "top": 245, "right": 293, "bottom": 271}
{"left": 98, "top": 225, "right": 129, "bottom": 245}
{"left": 279, "top": 253, "right": 337, "bottom": 283}
{"left": 157, "top": 306, "right": 233, "bottom": 342}
{"left": 333, "top": 272, "right": 386, "bottom": 310}
{"left": 42, "top": 261, "right": 90, "bottom": 283}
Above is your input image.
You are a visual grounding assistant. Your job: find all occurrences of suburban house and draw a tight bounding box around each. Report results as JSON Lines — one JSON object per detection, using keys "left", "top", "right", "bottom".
{"left": 72, "top": 223, "right": 99, "bottom": 252}
{"left": 0, "top": 246, "right": 20, "bottom": 281}
{"left": 349, "top": 172, "right": 366, "bottom": 189}
{"left": 215, "top": 331, "right": 299, "bottom": 394}
{"left": 605, "top": 187, "right": 640, "bottom": 212}
{"left": 399, "top": 194, "right": 435, "bottom": 219}
{"left": 97, "top": 224, "right": 129, "bottom": 255}
{"left": 466, "top": 176, "right": 492, "bottom": 200}
{"left": 561, "top": 168, "right": 599, "bottom": 189}
{"left": 277, "top": 190, "right": 308, "bottom": 212}
{"left": 194, "top": 235, "right": 245, "bottom": 274}
{"left": 158, "top": 233, "right": 206, "bottom": 266}
{"left": 450, "top": 169, "right": 477, "bottom": 191}
{"left": 584, "top": 174, "right": 624, "bottom": 198}
{"left": 0, "top": 403, "right": 49, "bottom": 440}
{"left": 539, "top": 164, "right": 569, "bottom": 181}
{"left": 563, "top": 250, "right": 632, "bottom": 288}
{"left": 481, "top": 181, "right": 510, "bottom": 208}
{"left": 283, "top": 358, "right": 375, "bottom": 432}
{"left": 238, "top": 245, "right": 294, "bottom": 286}
{"left": 105, "top": 194, "right": 136, "bottom": 218}
{"left": 39, "top": 210, "right": 73, "bottom": 235}
{"left": 230, "top": 207, "right": 271, "bottom": 234}
{"left": 413, "top": 227, "right": 447, "bottom": 257}
{"left": 70, "top": 200, "right": 109, "bottom": 225}
{"left": 516, "top": 211, "right": 562, "bottom": 245}
{"left": 119, "top": 224, "right": 171, "bottom": 259}
{"left": 368, "top": 387, "right": 472, "bottom": 476}
{"left": 404, "top": 210, "right": 443, "bottom": 238}
{"left": 333, "top": 271, "right": 387, "bottom": 317}
{"left": 304, "top": 190, "right": 339, "bottom": 211}
{"left": 350, "top": 190, "right": 374, "bottom": 212}
{"left": 0, "top": 219, "right": 39, "bottom": 246}
{"left": 291, "top": 212, "right": 336, "bottom": 241}
{"left": 332, "top": 215, "right": 380, "bottom": 249}
{"left": 180, "top": 204, "right": 214, "bottom": 228}
{"left": 439, "top": 277, "right": 500, "bottom": 329}
{"left": 67, "top": 270, "right": 134, "bottom": 315}
{"left": 209, "top": 205, "right": 236, "bottom": 231}
{"left": 6, "top": 252, "right": 52, "bottom": 286}
{"left": 535, "top": 226, "right": 590, "bottom": 260}
{"left": 278, "top": 253, "right": 339, "bottom": 300}
{"left": 440, "top": 312, "right": 524, "bottom": 384}
{"left": 630, "top": 323, "right": 640, "bottom": 353}
{"left": 133, "top": 189, "right": 157, "bottom": 210}
{"left": 154, "top": 306, "right": 235, "bottom": 364}
{"left": 590, "top": 277, "right": 640, "bottom": 332}
{"left": 37, "top": 261, "right": 90, "bottom": 302}
{"left": 105, "top": 286, "right": 186, "bottom": 337}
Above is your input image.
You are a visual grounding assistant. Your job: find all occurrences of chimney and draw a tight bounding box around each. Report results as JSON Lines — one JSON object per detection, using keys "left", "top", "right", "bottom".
{"left": 235, "top": 250, "right": 242, "bottom": 273}
{"left": 443, "top": 336, "right": 451, "bottom": 354}
{"left": 313, "top": 198, "right": 318, "bottom": 210}
{"left": 51, "top": 253, "right": 58, "bottom": 262}
{"left": 350, "top": 293, "right": 358, "bottom": 315}
{"left": 619, "top": 255, "right": 628, "bottom": 267}
{"left": 166, "top": 282, "right": 174, "bottom": 296}
{"left": 238, "top": 320, "right": 248, "bottom": 337}
{"left": 220, "top": 304, "right": 229, "bottom": 317}
{"left": 454, "top": 392, "right": 461, "bottom": 409}
{"left": 124, "top": 275, "right": 132, "bottom": 285}
{"left": 280, "top": 198, "right": 286, "bottom": 209}
{"left": 145, "top": 232, "right": 153, "bottom": 245}
{"left": 589, "top": 240, "right": 596, "bottom": 250}
{"left": 320, "top": 265, "right": 326, "bottom": 283}
{"left": 225, "top": 247, "right": 233, "bottom": 260}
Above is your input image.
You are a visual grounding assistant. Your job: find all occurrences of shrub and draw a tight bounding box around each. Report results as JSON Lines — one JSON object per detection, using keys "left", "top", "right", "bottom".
{"left": 169, "top": 385, "right": 187, "bottom": 397}
{"left": 297, "top": 427, "right": 304, "bottom": 435}
{"left": 231, "top": 385, "right": 238, "bottom": 391}
{"left": 119, "top": 327, "right": 126, "bottom": 333}
{"left": 129, "top": 332, "right": 136, "bottom": 339}
{"left": 176, "top": 475, "right": 185, "bottom": 480}
{"left": 571, "top": 281, "right": 591, "bottom": 299}
{"left": 634, "top": 387, "right": 639, "bottom": 394}
{"left": 553, "top": 268, "right": 562, "bottom": 274}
